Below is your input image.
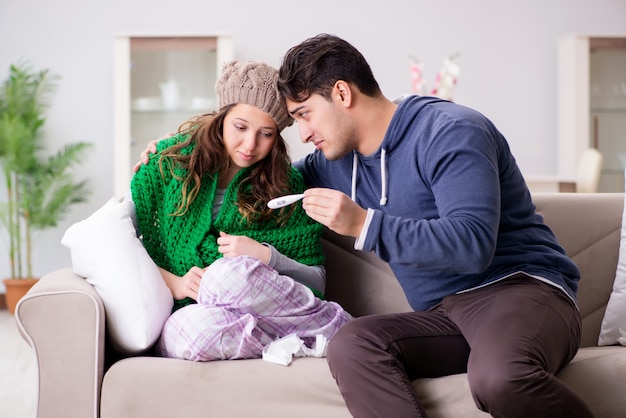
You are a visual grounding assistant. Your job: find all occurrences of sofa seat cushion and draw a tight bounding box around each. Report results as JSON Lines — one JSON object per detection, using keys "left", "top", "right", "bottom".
{"left": 412, "top": 346, "right": 626, "bottom": 418}
{"left": 100, "top": 345, "right": 625, "bottom": 418}
{"left": 556, "top": 346, "right": 626, "bottom": 416}
{"left": 101, "top": 357, "right": 351, "bottom": 418}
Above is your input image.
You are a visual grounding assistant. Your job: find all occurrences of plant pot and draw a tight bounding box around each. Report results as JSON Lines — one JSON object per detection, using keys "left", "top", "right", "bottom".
{"left": 3, "top": 278, "right": 39, "bottom": 314}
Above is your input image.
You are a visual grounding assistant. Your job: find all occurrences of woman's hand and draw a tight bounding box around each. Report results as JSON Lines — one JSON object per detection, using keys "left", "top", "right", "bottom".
{"left": 159, "top": 266, "right": 205, "bottom": 300}
{"left": 217, "top": 232, "right": 270, "bottom": 263}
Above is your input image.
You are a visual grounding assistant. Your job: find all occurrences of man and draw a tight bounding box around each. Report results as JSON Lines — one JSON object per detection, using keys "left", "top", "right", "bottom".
{"left": 277, "top": 33, "right": 593, "bottom": 417}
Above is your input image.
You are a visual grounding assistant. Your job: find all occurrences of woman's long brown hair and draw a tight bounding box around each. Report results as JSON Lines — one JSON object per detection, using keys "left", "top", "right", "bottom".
{"left": 158, "top": 104, "right": 295, "bottom": 224}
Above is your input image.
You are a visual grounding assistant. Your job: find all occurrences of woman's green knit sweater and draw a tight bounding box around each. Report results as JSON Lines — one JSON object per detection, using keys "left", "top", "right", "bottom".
{"left": 130, "top": 135, "right": 325, "bottom": 306}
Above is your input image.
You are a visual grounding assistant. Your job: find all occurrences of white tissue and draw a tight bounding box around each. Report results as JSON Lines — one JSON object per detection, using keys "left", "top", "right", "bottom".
{"left": 262, "top": 333, "right": 328, "bottom": 366}
{"left": 618, "top": 328, "right": 626, "bottom": 346}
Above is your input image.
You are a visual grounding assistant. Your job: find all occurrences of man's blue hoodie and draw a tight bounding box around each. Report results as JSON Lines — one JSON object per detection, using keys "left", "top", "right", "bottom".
{"left": 295, "top": 95, "right": 580, "bottom": 311}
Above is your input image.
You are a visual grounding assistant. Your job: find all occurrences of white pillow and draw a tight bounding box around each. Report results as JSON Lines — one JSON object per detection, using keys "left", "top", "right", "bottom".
{"left": 598, "top": 170, "right": 626, "bottom": 346}
{"left": 61, "top": 197, "right": 173, "bottom": 354}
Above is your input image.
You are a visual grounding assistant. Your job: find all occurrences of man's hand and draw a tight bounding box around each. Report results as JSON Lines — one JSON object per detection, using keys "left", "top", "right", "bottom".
{"left": 302, "top": 188, "right": 367, "bottom": 238}
{"left": 131, "top": 132, "right": 175, "bottom": 173}
{"left": 217, "top": 232, "right": 270, "bottom": 263}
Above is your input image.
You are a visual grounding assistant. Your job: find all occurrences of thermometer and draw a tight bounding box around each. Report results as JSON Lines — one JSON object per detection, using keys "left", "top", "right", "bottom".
{"left": 267, "top": 193, "right": 305, "bottom": 209}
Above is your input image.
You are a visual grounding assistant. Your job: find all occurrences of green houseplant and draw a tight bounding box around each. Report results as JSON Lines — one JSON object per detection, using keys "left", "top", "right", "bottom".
{"left": 0, "top": 61, "right": 92, "bottom": 313}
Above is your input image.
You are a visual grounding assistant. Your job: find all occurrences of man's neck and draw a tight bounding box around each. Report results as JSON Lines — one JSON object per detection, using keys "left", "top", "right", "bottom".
{"left": 354, "top": 95, "right": 397, "bottom": 156}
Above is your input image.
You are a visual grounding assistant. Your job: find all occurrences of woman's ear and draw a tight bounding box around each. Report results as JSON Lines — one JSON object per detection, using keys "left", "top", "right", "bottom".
{"left": 333, "top": 80, "right": 353, "bottom": 108}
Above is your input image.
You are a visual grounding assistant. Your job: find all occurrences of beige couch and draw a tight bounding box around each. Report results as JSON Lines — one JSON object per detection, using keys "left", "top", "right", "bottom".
{"left": 16, "top": 193, "right": 626, "bottom": 418}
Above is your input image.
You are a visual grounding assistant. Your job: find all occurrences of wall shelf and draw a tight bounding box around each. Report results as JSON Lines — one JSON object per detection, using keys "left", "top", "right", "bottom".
{"left": 558, "top": 34, "right": 626, "bottom": 192}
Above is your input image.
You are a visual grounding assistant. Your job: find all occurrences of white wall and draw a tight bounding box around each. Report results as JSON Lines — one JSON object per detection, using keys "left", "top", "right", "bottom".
{"left": 1, "top": 0, "right": 625, "bottom": 281}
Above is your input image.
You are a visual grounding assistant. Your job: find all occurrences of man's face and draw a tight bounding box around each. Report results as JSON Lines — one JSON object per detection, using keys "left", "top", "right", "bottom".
{"left": 286, "top": 93, "right": 354, "bottom": 161}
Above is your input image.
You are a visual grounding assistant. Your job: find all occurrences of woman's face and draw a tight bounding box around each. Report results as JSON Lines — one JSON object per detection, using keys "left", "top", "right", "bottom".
{"left": 222, "top": 103, "right": 278, "bottom": 170}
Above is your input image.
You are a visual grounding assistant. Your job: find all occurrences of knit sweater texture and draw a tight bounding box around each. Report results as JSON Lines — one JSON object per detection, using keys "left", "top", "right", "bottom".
{"left": 131, "top": 135, "right": 324, "bottom": 306}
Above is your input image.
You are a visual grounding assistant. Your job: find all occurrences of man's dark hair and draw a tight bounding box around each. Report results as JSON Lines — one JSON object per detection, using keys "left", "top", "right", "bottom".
{"left": 278, "top": 33, "right": 382, "bottom": 103}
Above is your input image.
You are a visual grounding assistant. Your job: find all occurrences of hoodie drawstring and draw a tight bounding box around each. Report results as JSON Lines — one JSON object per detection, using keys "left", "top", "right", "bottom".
{"left": 380, "top": 149, "right": 388, "bottom": 205}
{"left": 351, "top": 152, "right": 358, "bottom": 201}
{"left": 350, "top": 149, "right": 388, "bottom": 206}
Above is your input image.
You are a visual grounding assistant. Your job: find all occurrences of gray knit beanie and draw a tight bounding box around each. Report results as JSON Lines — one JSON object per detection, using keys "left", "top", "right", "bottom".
{"left": 215, "top": 60, "right": 293, "bottom": 132}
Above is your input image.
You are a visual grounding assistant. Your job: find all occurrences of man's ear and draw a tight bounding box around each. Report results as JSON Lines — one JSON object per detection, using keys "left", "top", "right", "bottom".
{"left": 333, "top": 80, "right": 353, "bottom": 107}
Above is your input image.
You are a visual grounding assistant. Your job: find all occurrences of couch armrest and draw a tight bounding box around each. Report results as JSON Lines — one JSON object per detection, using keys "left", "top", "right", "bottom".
{"left": 15, "top": 268, "right": 105, "bottom": 418}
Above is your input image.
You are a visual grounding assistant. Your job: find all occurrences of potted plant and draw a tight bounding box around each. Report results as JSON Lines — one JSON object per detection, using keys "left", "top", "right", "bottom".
{"left": 0, "top": 61, "right": 92, "bottom": 313}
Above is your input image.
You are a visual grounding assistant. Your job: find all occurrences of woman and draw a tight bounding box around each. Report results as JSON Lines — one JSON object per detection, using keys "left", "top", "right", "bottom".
{"left": 131, "top": 61, "right": 351, "bottom": 361}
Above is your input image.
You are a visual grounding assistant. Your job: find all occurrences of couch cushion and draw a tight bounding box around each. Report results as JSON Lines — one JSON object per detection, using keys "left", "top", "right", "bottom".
{"left": 101, "top": 357, "right": 351, "bottom": 418}
{"left": 599, "top": 172, "right": 626, "bottom": 346}
{"left": 533, "top": 193, "right": 623, "bottom": 347}
{"left": 321, "top": 228, "right": 412, "bottom": 316}
{"left": 412, "top": 345, "right": 626, "bottom": 418}
{"left": 556, "top": 346, "right": 626, "bottom": 416}
{"left": 100, "top": 346, "right": 626, "bottom": 418}
{"left": 61, "top": 197, "right": 173, "bottom": 354}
